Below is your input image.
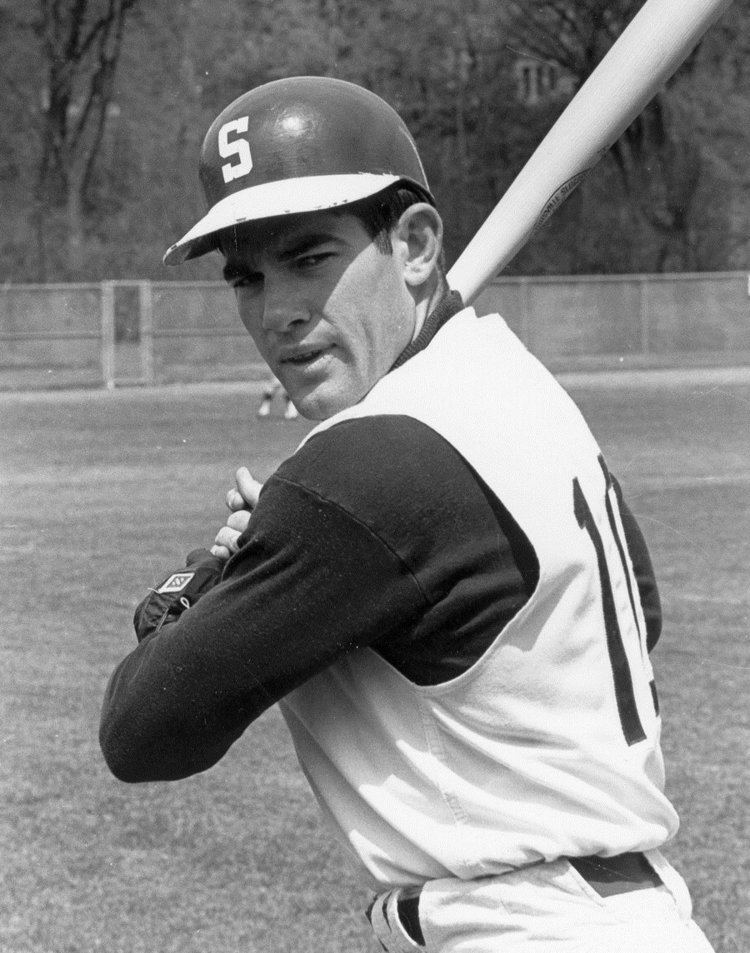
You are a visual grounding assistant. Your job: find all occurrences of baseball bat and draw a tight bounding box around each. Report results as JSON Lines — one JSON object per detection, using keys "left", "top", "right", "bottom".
{"left": 447, "top": 0, "right": 733, "bottom": 306}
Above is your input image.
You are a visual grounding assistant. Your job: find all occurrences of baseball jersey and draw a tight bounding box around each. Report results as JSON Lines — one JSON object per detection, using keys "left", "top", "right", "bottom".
{"left": 100, "top": 296, "right": 676, "bottom": 890}
{"left": 280, "top": 305, "right": 677, "bottom": 887}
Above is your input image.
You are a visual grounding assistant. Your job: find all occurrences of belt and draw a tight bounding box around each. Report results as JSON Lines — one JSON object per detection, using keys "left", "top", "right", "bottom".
{"left": 394, "top": 852, "right": 661, "bottom": 947}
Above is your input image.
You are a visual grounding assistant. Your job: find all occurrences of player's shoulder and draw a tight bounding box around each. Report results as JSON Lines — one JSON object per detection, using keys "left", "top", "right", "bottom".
{"left": 273, "top": 414, "right": 482, "bottom": 521}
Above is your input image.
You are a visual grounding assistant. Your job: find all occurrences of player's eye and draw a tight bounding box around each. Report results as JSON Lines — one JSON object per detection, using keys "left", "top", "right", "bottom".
{"left": 231, "top": 271, "right": 263, "bottom": 289}
{"left": 294, "top": 252, "right": 334, "bottom": 271}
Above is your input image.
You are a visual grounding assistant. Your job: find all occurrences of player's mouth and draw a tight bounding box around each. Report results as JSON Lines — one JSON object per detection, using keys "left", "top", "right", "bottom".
{"left": 278, "top": 345, "right": 333, "bottom": 370}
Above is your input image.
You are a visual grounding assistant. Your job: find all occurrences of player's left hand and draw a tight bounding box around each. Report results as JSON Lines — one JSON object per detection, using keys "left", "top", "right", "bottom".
{"left": 210, "top": 467, "right": 264, "bottom": 560}
{"left": 133, "top": 548, "right": 224, "bottom": 642}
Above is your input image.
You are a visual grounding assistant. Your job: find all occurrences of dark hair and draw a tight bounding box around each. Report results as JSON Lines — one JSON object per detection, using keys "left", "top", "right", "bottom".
{"left": 340, "top": 184, "right": 446, "bottom": 282}
{"left": 338, "top": 185, "right": 424, "bottom": 250}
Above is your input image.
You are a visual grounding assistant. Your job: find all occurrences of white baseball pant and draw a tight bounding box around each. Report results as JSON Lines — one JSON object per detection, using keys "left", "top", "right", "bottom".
{"left": 366, "top": 850, "right": 715, "bottom": 953}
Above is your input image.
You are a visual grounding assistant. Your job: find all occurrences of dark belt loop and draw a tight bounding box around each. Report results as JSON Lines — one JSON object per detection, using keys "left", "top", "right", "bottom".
{"left": 396, "top": 885, "right": 425, "bottom": 946}
{"left": 567, "top": 851, "right": 661, "bottom": 897}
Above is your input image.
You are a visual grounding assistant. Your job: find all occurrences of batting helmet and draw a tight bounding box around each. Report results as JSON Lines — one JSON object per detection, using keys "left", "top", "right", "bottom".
{"left": 163, "top": 76, "right": 435, "bottom": 265}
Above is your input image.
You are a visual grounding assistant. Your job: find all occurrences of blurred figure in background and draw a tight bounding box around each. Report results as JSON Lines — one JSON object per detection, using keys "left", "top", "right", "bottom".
{"left": 257, "top": 373, "right": 298, "bottom": 419}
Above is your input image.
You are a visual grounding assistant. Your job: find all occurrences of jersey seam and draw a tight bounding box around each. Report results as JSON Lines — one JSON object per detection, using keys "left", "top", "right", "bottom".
{"left": 271, "top": 473, "right": 434, "bottom": 610}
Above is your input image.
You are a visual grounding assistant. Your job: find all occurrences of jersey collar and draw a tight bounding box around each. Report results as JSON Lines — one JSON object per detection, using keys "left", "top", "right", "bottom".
{"left": 392, "top": 290, "right": 466, "bottom": 371}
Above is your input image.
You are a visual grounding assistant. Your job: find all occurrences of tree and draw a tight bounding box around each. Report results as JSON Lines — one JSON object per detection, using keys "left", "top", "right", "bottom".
{"left": 503, "top": 0, "right": 748, "bottom": 272}
{"left": 0, "top": 0, "right": 747, "bottom": 280}
{"left": 0, "top": 0, "right": 141, "bottom": 279}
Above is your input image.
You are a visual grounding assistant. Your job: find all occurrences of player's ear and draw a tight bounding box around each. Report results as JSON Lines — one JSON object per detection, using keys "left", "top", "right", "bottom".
{"left": 393, "top": 203, "right": 443, "bottom": 289}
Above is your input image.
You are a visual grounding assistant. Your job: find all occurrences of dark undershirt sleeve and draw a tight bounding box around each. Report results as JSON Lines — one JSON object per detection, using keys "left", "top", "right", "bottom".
{"left": 99, "top": 415, "right": 535, "bottom": 783}
{"left": 100, "top": 474, "right": 430, "bottom": 782}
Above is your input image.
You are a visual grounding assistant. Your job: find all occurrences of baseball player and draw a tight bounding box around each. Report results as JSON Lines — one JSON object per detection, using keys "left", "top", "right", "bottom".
{"left": 257, "top": 372, "right": 298, "bottom": 419}
{"left": 100, "top": 77, "right": 716, "bottom": 953}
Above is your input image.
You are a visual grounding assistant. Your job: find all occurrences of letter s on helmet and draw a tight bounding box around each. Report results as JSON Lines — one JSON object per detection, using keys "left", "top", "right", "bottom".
{"left": 163, "top": 76, "right": 435, "bottom": 265}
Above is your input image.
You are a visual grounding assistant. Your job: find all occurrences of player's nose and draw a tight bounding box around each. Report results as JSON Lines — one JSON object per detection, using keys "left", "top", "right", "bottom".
{"left": 261, "top": 277, "right": 310, "bottom": 333}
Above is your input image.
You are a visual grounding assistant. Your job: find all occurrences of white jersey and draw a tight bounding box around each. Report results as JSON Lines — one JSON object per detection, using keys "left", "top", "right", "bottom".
{"left": 280, "top": 307, "right": 678, "bottom": 888}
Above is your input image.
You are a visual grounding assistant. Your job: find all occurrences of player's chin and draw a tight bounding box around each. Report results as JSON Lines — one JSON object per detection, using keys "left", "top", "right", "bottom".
{"left": 288, "top": 379, "right": 364, "bottom": 421}
{"left": 290, "top": 390, "right": 340, "bottom": 421}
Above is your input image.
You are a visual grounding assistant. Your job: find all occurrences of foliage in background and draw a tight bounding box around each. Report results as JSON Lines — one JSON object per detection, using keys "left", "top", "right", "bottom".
{"left": 0, "top": 0, "right": 748, "bottom": 281}
{"left": 506, "top": 0, "right": 750, "bottom": 271}
{"left": 1, "top": 0, "right": 141, "bottom": 280}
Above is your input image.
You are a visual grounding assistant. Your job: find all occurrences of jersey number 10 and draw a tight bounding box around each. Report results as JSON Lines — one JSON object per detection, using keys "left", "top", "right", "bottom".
{"left": 573, "top": 456, "right": 656, "bottom": 746}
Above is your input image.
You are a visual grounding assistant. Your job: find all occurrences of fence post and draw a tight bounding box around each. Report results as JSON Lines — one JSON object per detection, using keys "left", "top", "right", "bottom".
{"left": 638, "top": 276, "right": 650, "bottom": 356}
{"left": 100, "top": 280, "right": 115, "bottom": 390}
{"left": 139, "top": 280, "right": 155, "bottom": 384}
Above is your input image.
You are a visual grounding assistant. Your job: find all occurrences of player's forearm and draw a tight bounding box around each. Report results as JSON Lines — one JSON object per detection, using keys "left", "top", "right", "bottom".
{"left": 99, "top": 548, "right": 259, "bottom": 782}
{"left": 99, "top": 472, "right": 429, "bottom": 782}
{"left": 99, "top": 632, "right": 248, "bottom": 781}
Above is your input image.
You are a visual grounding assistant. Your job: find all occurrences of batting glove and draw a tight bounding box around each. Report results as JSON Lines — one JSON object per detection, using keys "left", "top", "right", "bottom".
{"left": 133, "top": 548, "right": 224, "bottom": 643}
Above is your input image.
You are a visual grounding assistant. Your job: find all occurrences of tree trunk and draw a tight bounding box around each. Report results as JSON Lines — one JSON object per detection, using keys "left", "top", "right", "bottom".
{"left": 66, "top": 167, "right": 86, "bottom": 277}
{"left": 32, "top": 0, "right": 140, "bottom": 280}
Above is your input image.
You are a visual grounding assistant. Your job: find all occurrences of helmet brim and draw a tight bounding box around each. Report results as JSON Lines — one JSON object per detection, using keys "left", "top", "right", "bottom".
{"left": 163, "top": 172, "right": 422, "bottom": 265}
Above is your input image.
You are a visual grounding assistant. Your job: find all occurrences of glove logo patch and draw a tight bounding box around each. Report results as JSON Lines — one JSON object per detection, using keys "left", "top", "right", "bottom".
{"left": 157, "top": 572, "right": 196, "bottom": 594}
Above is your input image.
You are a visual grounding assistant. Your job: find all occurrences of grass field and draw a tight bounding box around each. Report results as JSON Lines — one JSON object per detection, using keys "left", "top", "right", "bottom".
{"left": 2, "top": 372, "right": 749, "bottom": 953}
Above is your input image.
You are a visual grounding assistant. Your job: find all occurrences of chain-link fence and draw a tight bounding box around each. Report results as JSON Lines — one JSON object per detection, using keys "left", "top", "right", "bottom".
{"left": 1, "top": 272, "right": 748, "bottom": 390}
{"left": 474, "top": 272, "right": 750, "bottom": 368}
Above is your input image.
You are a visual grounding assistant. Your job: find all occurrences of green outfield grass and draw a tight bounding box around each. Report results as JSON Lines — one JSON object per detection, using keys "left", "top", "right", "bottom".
{"left": 1, "top": 376, "right": 748, "bottom": 953}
